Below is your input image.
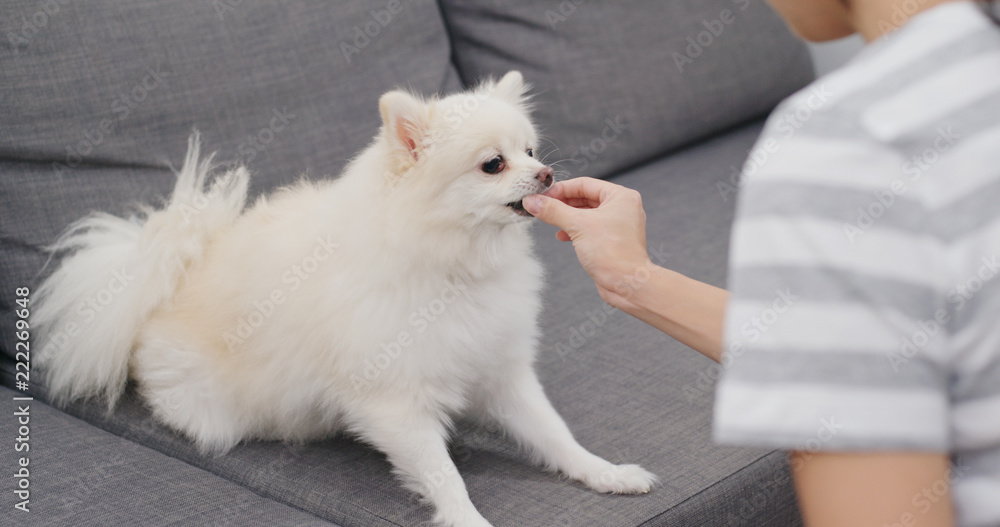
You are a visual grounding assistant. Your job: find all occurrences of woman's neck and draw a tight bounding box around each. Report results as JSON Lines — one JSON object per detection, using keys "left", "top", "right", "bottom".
{"left": 851, "top": 0, "right": 965, "bottom": 41}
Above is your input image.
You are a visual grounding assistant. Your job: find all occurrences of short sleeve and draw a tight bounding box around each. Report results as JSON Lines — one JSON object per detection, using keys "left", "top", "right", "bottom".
{"left": 712, "top": 119, "right": 952, "bottom": 452}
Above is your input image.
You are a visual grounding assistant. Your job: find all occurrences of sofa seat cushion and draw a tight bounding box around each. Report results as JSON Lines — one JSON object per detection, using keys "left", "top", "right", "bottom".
{"left": 0, "top": 387, "right": 339, "bottom": 526}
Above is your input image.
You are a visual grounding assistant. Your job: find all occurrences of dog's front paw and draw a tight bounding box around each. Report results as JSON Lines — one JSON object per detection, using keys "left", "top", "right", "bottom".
{"left": 580, "top": 463, "right": 659, "bottom": 495}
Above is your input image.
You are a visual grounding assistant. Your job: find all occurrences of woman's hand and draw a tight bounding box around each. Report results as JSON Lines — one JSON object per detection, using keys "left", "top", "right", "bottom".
{"left": 524, "top": 177, "right": 728, "bottom": 362}
{"left": 523, "top": 177, "right": 652, "bottom": 309}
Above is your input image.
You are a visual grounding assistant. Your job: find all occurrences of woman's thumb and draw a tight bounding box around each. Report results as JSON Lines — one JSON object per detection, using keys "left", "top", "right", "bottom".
{"left": 524, "top": 194, "right": 575, "bottom": 229}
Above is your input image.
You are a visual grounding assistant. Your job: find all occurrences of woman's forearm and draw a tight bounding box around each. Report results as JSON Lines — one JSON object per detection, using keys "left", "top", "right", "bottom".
{"left": 604, "top": 265, "right": 728, "bottom": 363}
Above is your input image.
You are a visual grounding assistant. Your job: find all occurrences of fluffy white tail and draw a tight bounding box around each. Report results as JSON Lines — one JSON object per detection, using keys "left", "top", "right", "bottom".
{"left": 33, "top": 133, "right": 249, "bottom": 408}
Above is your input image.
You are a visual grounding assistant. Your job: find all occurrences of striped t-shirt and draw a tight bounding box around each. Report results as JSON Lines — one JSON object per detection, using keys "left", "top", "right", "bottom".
{"left": 713, "top": 2, "right": 1000, "bottom": 526}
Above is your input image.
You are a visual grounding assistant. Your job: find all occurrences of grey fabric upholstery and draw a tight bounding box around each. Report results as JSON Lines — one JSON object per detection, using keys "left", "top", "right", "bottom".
{"left": 651, "top": 451, "right": 801, "bottom": 526}
{"left": 0, "top": 387, "right": 338, "bottom": 526}
{"left": 439, "top": 0, "right": 814, "bottom": 180}
{"left": 0, "top": 0, "right": 460, "bottom": 370}
{"left": 51, "top": 120, "right": 799, "bottom": 526}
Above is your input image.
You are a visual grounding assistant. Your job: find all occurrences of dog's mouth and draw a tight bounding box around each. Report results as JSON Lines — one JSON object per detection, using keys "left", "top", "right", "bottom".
{"left": 505, "top": 199, "right": 532, "bottom": 217}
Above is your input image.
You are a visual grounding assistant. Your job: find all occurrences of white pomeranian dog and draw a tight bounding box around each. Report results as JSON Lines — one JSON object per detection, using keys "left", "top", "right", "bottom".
{"left": 33, "top": 71, "right": 656, "bottom": 527}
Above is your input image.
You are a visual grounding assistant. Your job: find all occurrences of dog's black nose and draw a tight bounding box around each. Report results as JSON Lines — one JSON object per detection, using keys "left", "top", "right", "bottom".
{"left": 536, "top": 167, "right": 554, "bottom": 187}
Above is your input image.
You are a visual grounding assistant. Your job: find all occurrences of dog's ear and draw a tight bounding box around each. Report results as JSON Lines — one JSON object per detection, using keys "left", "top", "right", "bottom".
{"left": 490, "top": 70, "right": 530, "bottom": 107}
{"left": 379, "top": 90, "right": 428, "bottom": 162}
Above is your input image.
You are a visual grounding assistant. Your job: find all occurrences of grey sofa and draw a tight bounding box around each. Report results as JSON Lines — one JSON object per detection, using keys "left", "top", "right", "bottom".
{"left": 0, "top": 1, "right": 814, "bottom": 525}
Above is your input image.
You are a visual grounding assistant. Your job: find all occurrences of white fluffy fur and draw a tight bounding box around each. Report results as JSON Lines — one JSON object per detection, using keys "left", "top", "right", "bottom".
{"left": 33, "top": 71, "right": 656, "bottom": 527}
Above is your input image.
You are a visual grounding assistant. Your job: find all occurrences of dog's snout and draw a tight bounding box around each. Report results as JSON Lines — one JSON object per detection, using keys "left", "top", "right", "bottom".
{"left": 536, "top": 167, "right": 554, "bottom": 187}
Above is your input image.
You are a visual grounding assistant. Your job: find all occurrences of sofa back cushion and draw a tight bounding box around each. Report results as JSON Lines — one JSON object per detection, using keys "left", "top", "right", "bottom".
{"left": 0, "top": 0, "right": 460, "bottom": 370}
{"left": 438, "top": 0, "right": 814, "bottom": 179}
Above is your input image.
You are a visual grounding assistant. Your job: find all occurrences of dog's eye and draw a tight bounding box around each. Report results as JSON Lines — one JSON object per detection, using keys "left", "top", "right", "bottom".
{"left": 482, "top": 156, "right": 505, "bottom": 174}
{"left": 526, "top": 148, "right": 533, "bottom": 158}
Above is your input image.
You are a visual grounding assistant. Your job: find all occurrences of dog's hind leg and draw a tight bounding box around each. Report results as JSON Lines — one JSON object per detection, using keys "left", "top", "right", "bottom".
{"left": 132, "top": 332, "right": 246, "bottom": 454}
{"left": 348, "top": 404, "right": 493, "bottom": 527}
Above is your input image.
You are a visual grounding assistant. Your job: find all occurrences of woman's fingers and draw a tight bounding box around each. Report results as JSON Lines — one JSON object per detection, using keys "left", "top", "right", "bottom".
{"left": 543, "top": 177, "right": 615, "bottom": 208}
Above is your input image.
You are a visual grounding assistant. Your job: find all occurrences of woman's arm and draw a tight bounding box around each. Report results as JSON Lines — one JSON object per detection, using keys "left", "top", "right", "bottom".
{"left": 525, "top": 178, "right": 956, "bottom": 527}
{"left": 792, "top": 451, "right": 954, "bottom": 527}
{"left": 608, "top": 265, "right": 728, "bottom": 363}
{"left": 524, "top": 177, "right": 728, "bottom": 362}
